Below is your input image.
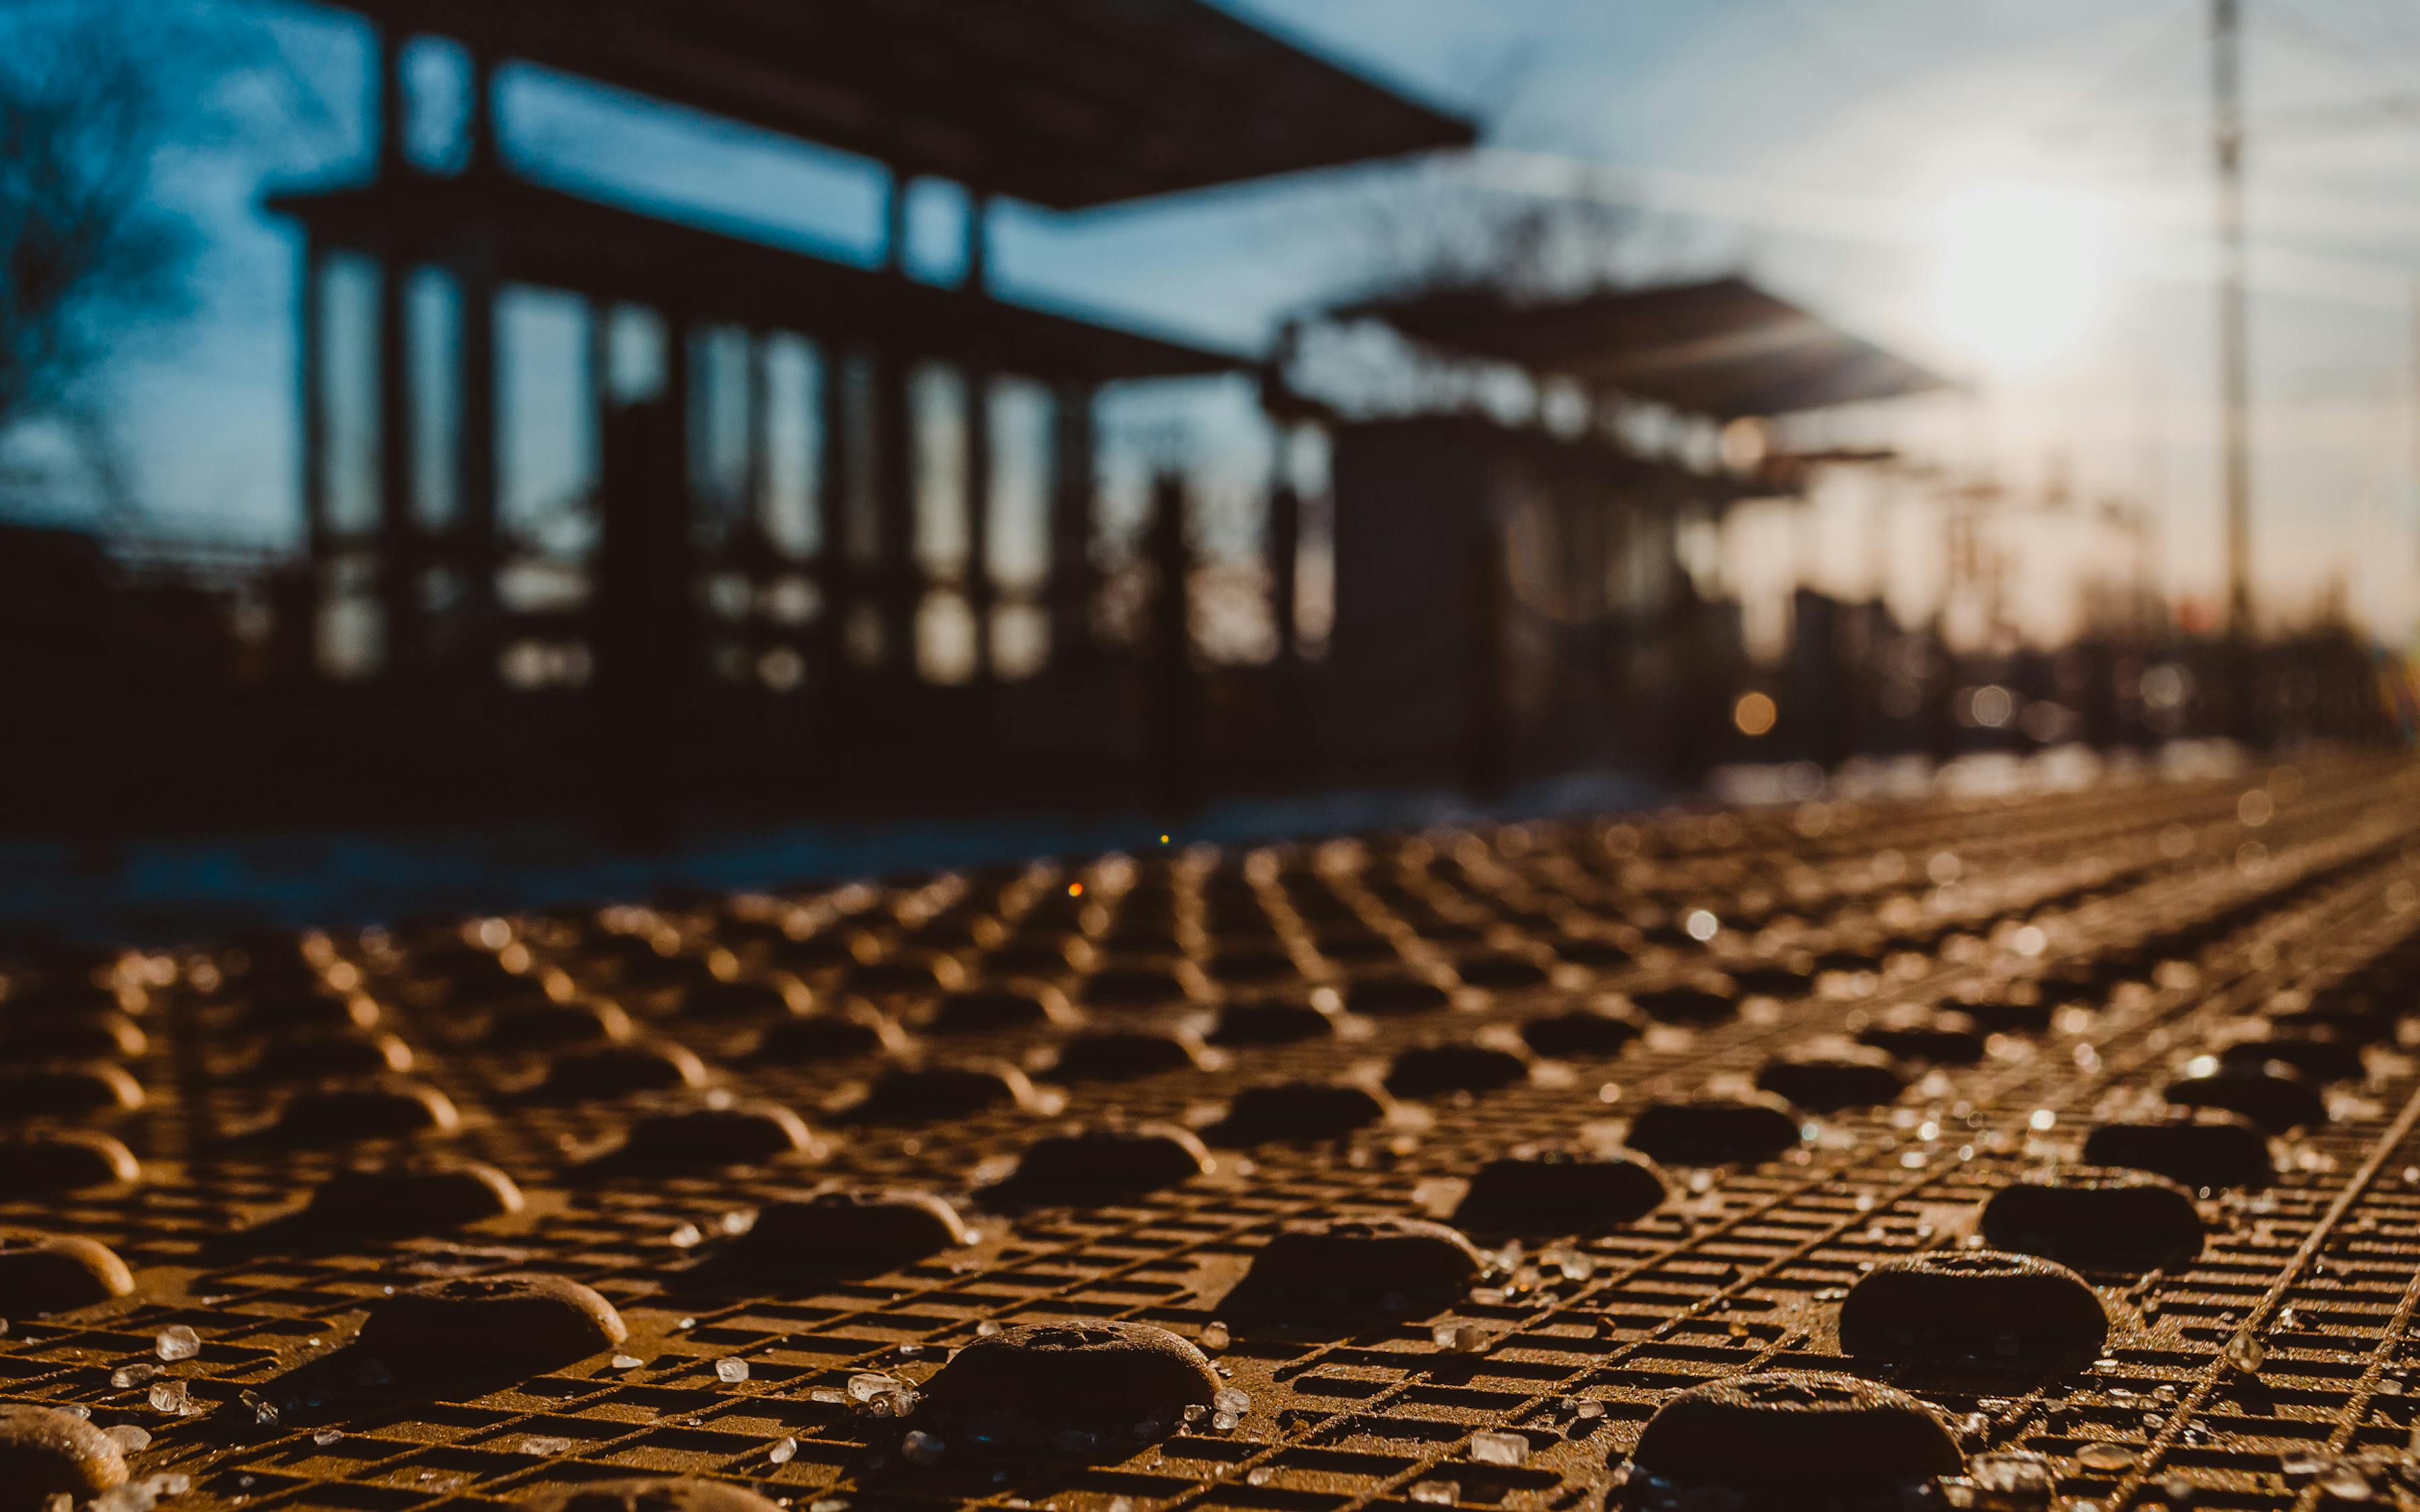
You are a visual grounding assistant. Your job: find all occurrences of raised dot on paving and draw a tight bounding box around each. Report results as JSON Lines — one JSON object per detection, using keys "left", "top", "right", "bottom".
{"left": 1451, "top": 950, "right": 1552, "bottom": 990}
{"left": 0, "top": 1062, "right": 145, "bottom": 1119}
{"left": 0, "top": 1403, "right": 130, "bottom": 1509}
{"left": 244, "top": 1029, "right": 415, "bottom": 1082}
{"left": 0, "top": 1233, "right": 136, "bottom": 1316}
{"left": 1755, "top": 1044, "right": 1908, "bottom": 1112}
{"left": 1628, "top": 1370, "right": 1964, "bottom": 1499}
{"left": 1452, "top": 1146, "right": 1666, "bottom": 1234}
{"left": 990, "top": 1124, "right": 1211, "bottom": 1203}
{"left": 1946, "top": 983, "right": 2054, "bottom": 1035}
{"left": 1837, "top": 1251, "right": 2107, "bottom": 1370}
{"left": 0, "top": 1129, "right": 142, "bottom": 1194}
{"left": 1207, "top": 996, "right": 1336, "bottom": 1046}
{"left": 244, "top": 988, "right": 380, "bottom": 1034}
{"left": 1627, "top": 976, "right": 1739, "bottom": 1026}
{"left": 267, "top": 1077, "right": 459, "bottom": 1142}
{"left": 1202, "top": 1081, "right": 1392, "bottom": 1145}
{"left": 0, "top": 1010, "right": 146, "bottom": 1063}
{"left": 590, "top": 1101, "right": 822, "bottom": 1173}
{"left": 1624, "top": 1093, "right": 1804, "bottom": 1166}
{"left": 753, "top": 1007, "right": 903, "bottom": 1062}
{"left": 297, "top": 1155, "right": 524, "bottom": 1235}
{"left": 916, "top": 1317, "right": 1217, "bottom": 1444}
{"left": 722, "top": 1188, "right": 971, "bottom": 1276}
{"left": 2081, "top": 1109, "right": 2275, "bottom": 1192}
{"left": 1855, "top": 1008, "right": 1987, "bottom": 1066}
{"left": 1079, "top": 962, "right": 1199, "bottom": 1009}
{"left": 1979, "top": 1167, "right": 2205, "bottom": 1271}
{"left": 846, "top": 1062, "right": 1042, "bottom": 1123}
{"left": 2214, "top": 1027, "right": 2360, "bottom": 1085}
{"left": 1383, "top": 1041, "right": 1532, "bottom": 1097}
{"left": 1518, "top": 1002, "right": 1644, "bottom": 1056}
{"left": 523, "top": 1476, "right": 786, "bottom": 1512}
{"left": 531, "top": 1041, "right": 711, "bottom": 1101}
{"left": 483, "top": 997, "right": 635, "bottom": 1050}
{"left": 918, "top": 984, "right": 1078, "bottom": 1035}
{"left": 356, "top": 1273, "right": 626, "bottom": 1381}
{"left": 677, "top": 978, "right": 805, "bottom": 1021}
{"left": 842, "top": 951, "right": 962, "bottom": 997}
{"left": 2162, "top": 1060, "right": 2328, "bottom": 1134}
{"left": 1343, "top": 970, "right": 1453, "bottom": 1016}
{"left": 1049, "top": 1030, "right": 1207, "bottom": 1081}
{"left": 1220, "top": 1216, "right": 1482, "bottom": 1318}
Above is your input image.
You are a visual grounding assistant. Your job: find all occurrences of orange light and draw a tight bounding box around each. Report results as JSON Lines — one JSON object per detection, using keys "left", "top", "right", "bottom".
{"left": 1067, "top": 882, "right": 1084, "bottom": 897}
{"left": 1732, "top": 691, "right": 1778, "bottom": 737}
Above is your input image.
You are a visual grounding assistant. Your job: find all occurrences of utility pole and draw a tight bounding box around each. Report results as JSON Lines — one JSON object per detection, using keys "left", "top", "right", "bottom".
{"left": 2410, "top": 279, "right": 2420, "bottom": 573}
{"left": 2213, "top": 0, "right": 2255, "bottom": 734}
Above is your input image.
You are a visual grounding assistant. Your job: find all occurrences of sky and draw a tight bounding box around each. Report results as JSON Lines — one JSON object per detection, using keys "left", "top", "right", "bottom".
{"left": 25, "top": 0, "right": 2420, "bottom": 648}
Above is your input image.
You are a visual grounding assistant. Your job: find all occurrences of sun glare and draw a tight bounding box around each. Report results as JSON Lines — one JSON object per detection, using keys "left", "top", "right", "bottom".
{"left": 1927, "top": 182, "right": 2115, "bottom": 376}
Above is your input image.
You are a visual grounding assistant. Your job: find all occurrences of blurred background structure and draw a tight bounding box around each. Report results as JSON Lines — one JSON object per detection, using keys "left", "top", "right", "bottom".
{"left": 3, "top": 0, "right": 2417, "bottom": 933}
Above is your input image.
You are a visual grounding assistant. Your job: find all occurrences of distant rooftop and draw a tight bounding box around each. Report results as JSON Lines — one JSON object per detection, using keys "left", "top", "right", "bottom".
{"left": 1340, "top": 276, "right": 1952, "bottom": 419}
{"left": 330, "top": 0, "right": 1477, "bottom": 209}
{"left": 273, "top": 171, "right": 1248, "bottom": 381}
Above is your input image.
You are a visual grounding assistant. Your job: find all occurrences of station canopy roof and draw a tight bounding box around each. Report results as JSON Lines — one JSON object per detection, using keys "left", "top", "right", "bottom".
{"left": 272, "top": 172, "right": 1248, "bottom": 382}
{"left": 1340, "top": 276, "right": 1953, "bottom": 419}
{"left": 328, "top": 0, "right": 1476, "bottom": 209}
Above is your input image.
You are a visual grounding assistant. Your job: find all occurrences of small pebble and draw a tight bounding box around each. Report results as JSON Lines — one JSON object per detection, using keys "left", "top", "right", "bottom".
{"left": 152, "top": 1326, "right": 198, "bottom": 1363}
{"left": 2075, "top": 1441, "right": 2138, "bottom": 1472}
{"left": 716, "top": 1358, "right": 750, "bottom": 1383}
{"left": 1470, "top": 1430, "right": 1529, "bottom": 1466}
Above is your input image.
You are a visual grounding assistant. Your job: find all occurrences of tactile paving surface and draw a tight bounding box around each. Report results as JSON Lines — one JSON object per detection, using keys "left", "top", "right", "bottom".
{"left": 5, "top": 757, "right": 2420, "bottom": 1511}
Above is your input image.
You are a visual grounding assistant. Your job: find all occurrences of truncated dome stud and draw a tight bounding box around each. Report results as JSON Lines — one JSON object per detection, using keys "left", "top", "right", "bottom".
{"left": 723, "top": 1189, "right": 971, "bottom": 1276}
{"left": 1220, "top": 1216, "right": 1482, "bottom": 1317}
{"left": 1208, "top": 997, "right": 1336, "bottom": 1045}
{"left": 1452, "top": 1146, "right": 1666, "bottom": 1234}
{"left": 2081, "top": 1110, "right": 2274, "bottom": 1192}
{"left": 268, "top": 1077, "right": 460, "bottom": 1142}
{"left": 1838, "top": 1251, "right": 2107, "bottom": 1369}
{"left": 1203, "top": 1081, "right": 1392, "bottom": 1144}
{"left": 2162, "top": 1060, "right": 2329, "bottom": 1134}
{"left": 1626, "top": 978, "right": 1738, "bottom": 1026}
{"left": 1519, "top": 1003, "right": 1644, "bottom": 1056}
{"left": 591, "top": 1101, "right": 821, "bottom": 1171}
{"left": 298, "top": 1156, "right": 525, "bottom": 1235}
{"left": 1383, "top": 1042, "right": 1531, "bottom": 1097}
{"left": 1049, "top": 1030, "right": 1205, "bottom": 1081}
{"left": 0, "top": 1234, "right": 136, "bottom": 1316}
{"left": 356, "top": 1273, "right": 626, "bottom": 1380}
{"left": 916, "top": 1318, "right": 1217, "bottom": 1442}
{"left": 0, "top": 1403, "right": 130, "bottom": 1509}
{"left": 990, "top": 1124, "right": 1211, "bottom": 1202}
{"left": 1629, "top": 1370, "right": 1964, "bottom": 1497}
{"left": 847, "top": 1062, "right": 1042, "bottom": 1122}
{"left": 0, "top": 1062, "right": 145, "bottom": 1118}
{"left": 1625, "top": 1094, "right": 1804, "bottom": 1165}
{"left": 522, "top": 1476, "right": 786, "bottom": 1512}
{"left": 0, "top": 1129, "right": 141, "bottom": 1194}
{"left": 1980, "top": 1167, "right": 2206, "bottom": 1271}
{"left": 1756, "top": 1044, "right": 1908, "bottom": 1111}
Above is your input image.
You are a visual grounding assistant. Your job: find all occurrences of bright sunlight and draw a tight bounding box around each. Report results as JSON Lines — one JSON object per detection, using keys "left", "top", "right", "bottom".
{"left": 1927, "top": 181, "right": 2117, "bottom": 376}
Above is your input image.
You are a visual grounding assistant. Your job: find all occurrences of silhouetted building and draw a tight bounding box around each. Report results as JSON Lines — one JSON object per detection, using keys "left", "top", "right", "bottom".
{"left": 259, "top": 0, "right": 1471, "bottom": 823}
{"left": 1295, "top": 276, "right": 1949, "bottom": 790}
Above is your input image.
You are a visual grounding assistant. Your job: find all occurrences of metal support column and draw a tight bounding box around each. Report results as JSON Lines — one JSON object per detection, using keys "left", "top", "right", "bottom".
{"left": 964, "top": 190, "right": 996, "bottom": 681}
{"left": 1049, "top": 382, "right": 1098, "bottom": 667}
